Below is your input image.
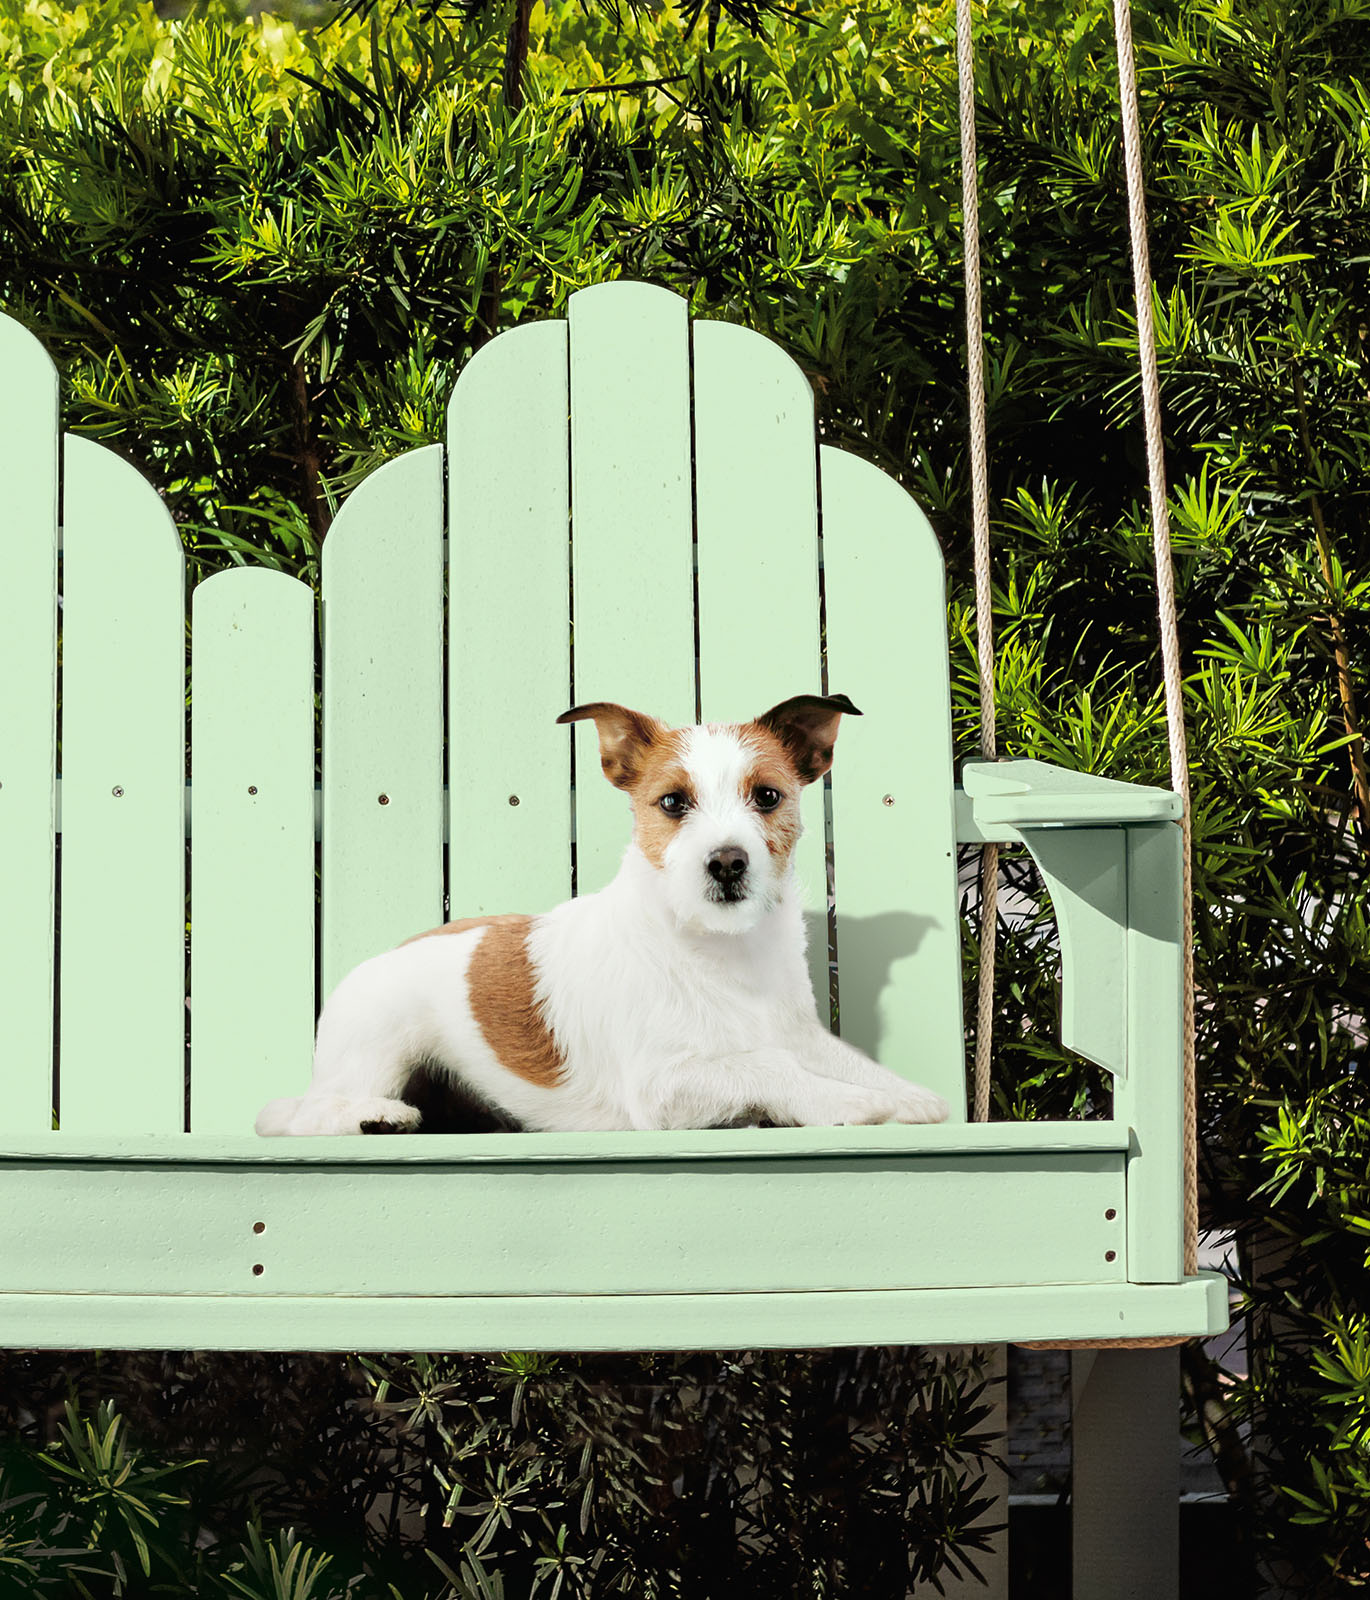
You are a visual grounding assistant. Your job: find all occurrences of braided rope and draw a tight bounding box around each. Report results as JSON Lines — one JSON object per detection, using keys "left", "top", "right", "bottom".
{"left": 954, "top": 0, "right": 1198, "bottom": 1280}
{"left": 1113, "top": 0, "right": 1199, "bottom": 1279}
{"left": 956, "top": 0, "right": 997, "bottom": 1126}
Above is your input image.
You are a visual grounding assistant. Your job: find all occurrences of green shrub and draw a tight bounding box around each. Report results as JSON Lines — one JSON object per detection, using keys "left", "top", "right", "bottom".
{"left": 0, "top": 1349, "right": 1002, "bottom": 1596}
{"left": 1, "top": 0, "right": 1367, "bottom": 1586}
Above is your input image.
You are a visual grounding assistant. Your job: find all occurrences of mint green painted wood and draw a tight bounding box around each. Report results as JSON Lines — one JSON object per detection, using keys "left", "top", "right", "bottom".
{"left": 1016, "top": 825, "right": 1129, "bottom": 1075}
{"left": 448, "top": 323, "right": 572, "bottom": 917}
{"left": 0, "top": 314, "right": 59, "bottom": 1133}
{"left": 691, "top": 317, "right": 830, "bottom": 1010}
{"left": 60, "top": 436, "right": 186, "bottom": 1134}
{"left": 691, "top": 318, "right": 821, "bottom": 716}
{"left": 818, "top": 445, "right": 966, "bottom": 1116}
{"left": 0, "top": 1152, "right": 1124, "bottom": 1295}
{"left": 0, "top": 1277, "right": 1229, "bottom": 1354}
{"left": 0, "top": 1120, "right": 1132, "bottom": 1163}
{"left": 0, "top": 285, "right": 1216, "bottom": 1355}
{"left": 190, "top": 569, "right": 316, "bottom": 1132}
{"left": 568, "top": 282, "right": 695, "bottom": 890}
{"left": 1119, "top": 822, "right": 1186, "bottom": 1282}
{"left": 952, "top": 788, "right": 1026, "bottom": 844}
{"left": 962, "top": 757, "right": 1181, "bottom": 824}
{"left": 321, "top": 447, "right": 445, "bottom": 997}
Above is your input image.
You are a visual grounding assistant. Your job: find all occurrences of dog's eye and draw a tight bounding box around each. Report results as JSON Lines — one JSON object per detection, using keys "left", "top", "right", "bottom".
{"left": 658, "top": 791, "right": 690, "bottom": 816}
{"left": 752, "top": 786, "right": 783, "bottom": 812}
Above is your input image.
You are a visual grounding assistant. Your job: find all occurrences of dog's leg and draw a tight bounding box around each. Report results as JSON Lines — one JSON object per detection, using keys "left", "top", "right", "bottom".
{"left": 789, "top": 1026, "right": 950, "bottom": 1123}
{"left": 255, "top": 950, "right": 432, "bottom": 1136}
{"left": 644, "top": 1049, "right": 901, "bottom": 1130}
{"left": 262, "top": 1093, "right": 424, "bottom": 1136}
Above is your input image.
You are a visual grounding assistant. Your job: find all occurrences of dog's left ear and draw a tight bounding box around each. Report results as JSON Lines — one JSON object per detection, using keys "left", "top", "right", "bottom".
{"left": 556, "top": 703, "right": 668, "bottom": 790}
{"left": 755, "top": 694, "right": 862, "bottom": 785}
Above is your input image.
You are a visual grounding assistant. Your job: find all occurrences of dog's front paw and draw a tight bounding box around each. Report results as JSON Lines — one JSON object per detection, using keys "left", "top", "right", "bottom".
{"left": 830, "top": 1086, "right": 899, "bottom": 1126}
{"left": 887, "top": 1081, "right": 951, "bottom": 1124}
{"left": 288, "top": 1095, "right": 423, "bottom": 1136}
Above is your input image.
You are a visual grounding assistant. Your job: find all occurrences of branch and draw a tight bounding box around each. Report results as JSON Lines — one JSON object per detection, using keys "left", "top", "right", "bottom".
{"left": 289, "top": 360, "right": 331, "bottom": 546}
{"left": 1291, "top": 365, "right": 1370, "bottom": 847}
{"left": 562, "top": 74, "right": 694, "bottom": 96}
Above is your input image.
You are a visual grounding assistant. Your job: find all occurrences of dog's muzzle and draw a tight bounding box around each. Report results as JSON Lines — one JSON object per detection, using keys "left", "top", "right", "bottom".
{"left": 707, "top": 846, "right": 749, "bottom": 904}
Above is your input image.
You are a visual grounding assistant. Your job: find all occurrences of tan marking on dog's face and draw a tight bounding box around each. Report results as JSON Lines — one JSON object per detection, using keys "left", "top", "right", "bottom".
{"left": 736, "top": 725, "right": 804, "bottom": 863}
{"left": 464, "top": 915, "right": 564, "bottom": 1088}
{"left": 625, "top": 731, "right": 695, "bottom": 868}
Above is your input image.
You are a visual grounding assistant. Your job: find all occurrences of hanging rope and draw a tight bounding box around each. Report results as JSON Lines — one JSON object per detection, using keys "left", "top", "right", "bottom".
{"left": 955, "top": 0, "right": 1198, "bottom": 1279}
{"left": 956, "top": 0, "right": 997, "bottom": 1127}
{"left": 1112, "top": 0, "right": 1198, "bottom": 1279}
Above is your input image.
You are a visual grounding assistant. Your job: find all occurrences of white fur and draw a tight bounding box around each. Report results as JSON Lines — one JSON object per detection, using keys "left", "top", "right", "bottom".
{"left": 257, "top": 723, "right": 950, "bottom": 1136}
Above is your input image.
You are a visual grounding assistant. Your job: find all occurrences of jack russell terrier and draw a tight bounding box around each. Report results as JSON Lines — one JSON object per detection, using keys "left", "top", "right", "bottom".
{"left": 256, "top": 695, "right": 950, "bottom": 1136}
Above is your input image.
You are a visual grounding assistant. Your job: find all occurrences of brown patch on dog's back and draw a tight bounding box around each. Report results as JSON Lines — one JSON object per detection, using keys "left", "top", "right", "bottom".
{"left": 464, "top": 915, "right": 564, "bottom": 1087}
{"left": 402, "top": 913, "right": 529, "bottom": 946}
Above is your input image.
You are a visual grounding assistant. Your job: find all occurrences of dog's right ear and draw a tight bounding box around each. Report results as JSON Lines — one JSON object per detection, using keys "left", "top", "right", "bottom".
{"left": 755, "top": 693, "right": 862, "bottom": 784}
{"left": 556, "top": 703, "right": 667, "bottom": 790}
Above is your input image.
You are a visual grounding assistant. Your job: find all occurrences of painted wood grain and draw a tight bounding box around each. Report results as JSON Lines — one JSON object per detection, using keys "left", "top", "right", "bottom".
{"left": 691, "top": 316, "right": 831, "bottom": 1012}
{"left": 321, "top": 446, "right": 445, "bottom": 997}
{"left": 59, "top": 437, "right": 186, "bottom": 1134}
{"left": 819, "top": 445, "right": 966, "bottom": 1116}
{"left": 0, "top": 313, "right": 59, "bottom": 1132}
{"left": 190, "top": 568, "right": 316, "bottom": 1131}
{"left": 1119, "top": 822, "right": 1186, "bottom": 1283}
{"left": 448, "top": 323, "right": 573, "bottom": 918}
{"left": 568, "top": 283, "right": 695, "bottom": 890}
{"left": 0, "top": 1278, "right": 1229, "bottom": 1355}
{"left": 1, "top": 1152, "right": 1125, "bottom": 1296}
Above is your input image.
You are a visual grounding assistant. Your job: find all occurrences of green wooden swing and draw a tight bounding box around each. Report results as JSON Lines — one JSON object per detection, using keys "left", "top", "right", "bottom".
{"left": 0, "top": 273, "right": 1225, "bottom": 1353}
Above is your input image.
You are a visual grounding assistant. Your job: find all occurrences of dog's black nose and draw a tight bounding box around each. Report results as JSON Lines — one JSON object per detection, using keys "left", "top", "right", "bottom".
{"left": 707, "top": 847, "right": 749, "bottom": 884}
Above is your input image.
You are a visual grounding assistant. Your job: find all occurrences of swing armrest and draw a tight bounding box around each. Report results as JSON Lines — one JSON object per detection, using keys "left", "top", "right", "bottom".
{"left": 959, "top": 760, "right": 1186, "bottom": 1283}
{"left": 960, "top": 758, "right": 1181, "bottom": 828}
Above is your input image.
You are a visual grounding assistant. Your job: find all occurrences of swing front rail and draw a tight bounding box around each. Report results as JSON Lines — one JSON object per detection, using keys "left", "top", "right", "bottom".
{"left": 0, "top": 787, "right": 1224, "bottom": 1352}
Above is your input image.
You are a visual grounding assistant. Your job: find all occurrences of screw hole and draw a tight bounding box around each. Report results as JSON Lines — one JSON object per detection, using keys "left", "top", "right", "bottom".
{"left": 252, "top": 1222, "right": 265, "bottom": 1235}
{"left": 1104, "top": 1250, "right": 1117, "bottom": 1263}
{"left": 251, "top": 1263, "right": 265, "bottom": 1276}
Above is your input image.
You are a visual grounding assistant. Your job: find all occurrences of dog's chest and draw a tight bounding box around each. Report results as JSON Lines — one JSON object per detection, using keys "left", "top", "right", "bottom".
{"left": 531, "top": 874, "right": 814, "bottom": 1076}
{"left": 599, "top": 931, "right": 804, "bottom": 1064}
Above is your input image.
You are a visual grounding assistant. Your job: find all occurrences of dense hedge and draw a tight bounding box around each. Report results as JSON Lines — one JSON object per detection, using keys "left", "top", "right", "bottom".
{"left": 0, "top": 1347, "right": 1001, "bottom": 1595}
{"left": 1, "top": 0, "right": 1367, "bottom": 1589}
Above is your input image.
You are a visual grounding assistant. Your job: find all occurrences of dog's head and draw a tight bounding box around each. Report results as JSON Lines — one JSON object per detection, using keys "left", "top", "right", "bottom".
{"left": 557, "top": 694, "right": 860, "bottom": 934}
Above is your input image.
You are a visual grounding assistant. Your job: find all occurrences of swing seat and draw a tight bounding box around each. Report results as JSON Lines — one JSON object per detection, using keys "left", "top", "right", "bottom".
{"left": 0, "top": 282, "right": 1226, "bottom": 1351}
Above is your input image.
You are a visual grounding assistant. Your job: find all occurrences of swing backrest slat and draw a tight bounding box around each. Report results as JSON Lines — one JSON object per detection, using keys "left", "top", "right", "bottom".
{"left": 0, "top": 316, "right": 59, "bottom": 1135}
{"left": 320, "top": 445, "right": 446, "bottom": 998}
{"left": 566, "top": 282, "right": 698, "bottom": 891}
{"left": 820, "top": 445, "right": 964, "bottom": 1090}
{"left": 58, "top": 435, "right": 186, "bottom": 1135}
{"left": 190, "top": 567, "right": 316, "bottom": 1133}
{"left": 447, "top": 322, "right": 573, "bottom": 920}
{"left": 692, "top": 314, "right": 828, "bottom": 1008}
